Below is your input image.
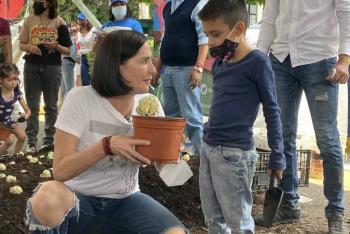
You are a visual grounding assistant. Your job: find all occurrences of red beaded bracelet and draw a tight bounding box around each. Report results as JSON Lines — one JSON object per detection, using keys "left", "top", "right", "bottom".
{"left": 102, "top": 136, "right": 113, "bottom": 156}
{"left": 195, "top": 62, "right": 203, "bottom": 68}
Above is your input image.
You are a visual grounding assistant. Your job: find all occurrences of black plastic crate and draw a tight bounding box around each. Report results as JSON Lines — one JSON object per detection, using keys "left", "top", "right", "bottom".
{"left": 252, "top": 149, "right": 311, "bottom": 191}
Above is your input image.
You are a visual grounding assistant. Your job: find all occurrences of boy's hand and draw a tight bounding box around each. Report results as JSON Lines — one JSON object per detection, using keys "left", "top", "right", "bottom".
{"left": 268, "top": 169, "right": 283, "bottom": 180}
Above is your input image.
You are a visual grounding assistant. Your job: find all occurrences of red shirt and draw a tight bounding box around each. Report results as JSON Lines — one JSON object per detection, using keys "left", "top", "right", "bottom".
{"left": 0, "top": 17, "right": 11, "bottom": 36}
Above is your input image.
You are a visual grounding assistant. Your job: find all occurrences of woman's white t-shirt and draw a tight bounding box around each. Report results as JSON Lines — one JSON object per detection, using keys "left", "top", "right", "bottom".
{"left": 77, "top": 28, "right": 96, "bottom": 55}
{"left": 55, "top": 86, "right": 164, "bottom": 198}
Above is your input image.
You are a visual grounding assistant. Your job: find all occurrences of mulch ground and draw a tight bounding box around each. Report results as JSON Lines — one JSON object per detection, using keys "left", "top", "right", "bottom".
{"left": 0, "top": 152, "right": 340, "bottom": 234}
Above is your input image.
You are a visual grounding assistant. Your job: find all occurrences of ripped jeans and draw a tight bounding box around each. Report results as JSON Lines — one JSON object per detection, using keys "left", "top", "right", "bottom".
{"left": 26, "top": 186, "right": 187, "bottom": 234}
{"left": 270, "top": 54, "right": 344, "bottom": 216}
{"left": 199, "top": 143, "right": 258, "bottom": 234}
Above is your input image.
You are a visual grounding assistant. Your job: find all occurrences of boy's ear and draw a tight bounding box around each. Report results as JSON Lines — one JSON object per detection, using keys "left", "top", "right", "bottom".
{"left": 235, "top": 21, "right": 246, "bottom": 36}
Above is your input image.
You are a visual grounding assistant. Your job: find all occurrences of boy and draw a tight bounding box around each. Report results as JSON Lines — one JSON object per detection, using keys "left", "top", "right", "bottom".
{"left": 198, "top": 0, "right": 286, "bottom": 233}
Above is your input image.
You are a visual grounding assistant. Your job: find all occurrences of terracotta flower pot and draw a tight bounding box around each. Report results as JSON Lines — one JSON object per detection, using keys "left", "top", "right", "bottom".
{"left": 0, "top": 124, "right": 12, "bottom": 141}
{"left": 132, "top": 116, "right": 186, "bottom": 162}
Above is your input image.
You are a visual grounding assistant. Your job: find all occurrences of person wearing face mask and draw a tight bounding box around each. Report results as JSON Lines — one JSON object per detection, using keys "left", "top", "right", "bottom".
{"left": 101, "top": 0, "right": 143, "bottom": 33}
{"left": 197, "top": 0, "right": 285, "bottom": 233}
{"left": 76, "top": 12, "right": 95, "bottom": 86}
{"left": 18, "top": 0, "right": 72, "bottom": 154}
{"left": 25, "top": 30, "right": 187, "bottom": 234}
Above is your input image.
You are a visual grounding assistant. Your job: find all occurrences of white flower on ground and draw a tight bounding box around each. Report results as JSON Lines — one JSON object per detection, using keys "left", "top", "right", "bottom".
{"left": 26, "top": 155, "right": 33, "bottom": 160}
{"left": 6, "top": 175, "right": 17, "bottom": 183}
{"left": 9, "top": 185, "right": 23, "bottom": 194}
{"left": 9, "top": 161, "right": 15, "bottom": 165}
{"left": 16, "top": 151, "right": 24, "bottom": 157}
{"left": 182, "top": 153, "right": 190, "bottom": 161}
{"left": 47, "top": 151, "right": 54, "bottom": 160}
{"left": 0, "top": 173, "right": 6, "bottom": 178}
{"left": 0, "top": 163, "right": 6, "bottom": 171}
{"left": 29, "top": 157, "right": 39, "bottom": 163}
{"left": 39, "top": 155, "right": 45, "bottom": 159}
{"left": 20, "top": 169, "right": 27, "bottom": 173}
{"left": 40, "top": 169, "right": 51, "bottom": 178}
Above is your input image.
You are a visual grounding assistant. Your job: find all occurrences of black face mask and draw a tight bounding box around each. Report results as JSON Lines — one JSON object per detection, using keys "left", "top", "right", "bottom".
{"left": 209, "top": 39, "right": 239, "bottom": 61}
{"left": 33, "top": 2, "right": 46, "bottom": 15}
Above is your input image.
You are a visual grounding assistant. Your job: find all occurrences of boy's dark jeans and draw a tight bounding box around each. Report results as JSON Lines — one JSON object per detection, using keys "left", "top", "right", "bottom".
{"left": 23, "top": 63, "right": 61, "bottom": 146}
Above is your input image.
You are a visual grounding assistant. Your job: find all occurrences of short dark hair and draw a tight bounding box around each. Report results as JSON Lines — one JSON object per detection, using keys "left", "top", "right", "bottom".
{"left": 199, "top": 0, "right": 249, "bottom": 29}
{"left": 91, "top": 30, "right": 147, "bottom": 97}
{"left": 46, "top": 0, "right": 58, "bottom": 19}
{"left": 108, "top": 5, "right": 132, "bottom": 21}
{"left": 0, "top": 63, "right": 19, "bottom": 80}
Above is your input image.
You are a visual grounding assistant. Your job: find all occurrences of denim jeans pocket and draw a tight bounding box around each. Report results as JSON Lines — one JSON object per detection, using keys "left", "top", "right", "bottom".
{"left": 218, "top": 146, "right": 243, "bottom": 164}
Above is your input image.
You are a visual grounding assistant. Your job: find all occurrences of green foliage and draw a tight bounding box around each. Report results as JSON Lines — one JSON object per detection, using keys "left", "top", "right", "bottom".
{"left": 246, "top": 0, "right": 265, "bottom": 5}
{"left": 58, "top": 0, "right": 109, "bottom": 24}
{"left": 57, "top": 0, "right": 151, "bottom": 24}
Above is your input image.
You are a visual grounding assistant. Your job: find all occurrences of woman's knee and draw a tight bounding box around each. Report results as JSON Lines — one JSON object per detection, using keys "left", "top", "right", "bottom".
{"left": 4, "top": 135, "right": 15, "bottom": 146}
{"left": 16, "top": 132, "right": 27, "bottom": 142}
{"left": 12, "top": 126, "right": 27, "bottom": 142}
{"left": 30, "top": 181, "right": 74, "bottom": 227}
{"left": 164, "top": 227, "right": 187, "bottom": 234}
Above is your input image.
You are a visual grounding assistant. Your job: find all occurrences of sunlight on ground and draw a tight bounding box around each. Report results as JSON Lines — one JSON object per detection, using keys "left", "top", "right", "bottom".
{"left": 310, "top": 169, "right": 350, "bottom": 191}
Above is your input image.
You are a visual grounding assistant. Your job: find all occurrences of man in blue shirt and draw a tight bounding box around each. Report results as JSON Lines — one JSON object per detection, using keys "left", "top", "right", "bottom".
{"left": 152, "top": 0, "right": 209, "bottom": 156}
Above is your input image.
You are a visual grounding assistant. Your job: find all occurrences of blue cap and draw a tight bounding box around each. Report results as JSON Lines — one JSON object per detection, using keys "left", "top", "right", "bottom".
{"left": 109, "top": 0, "right": 128, "bottom": 6}
{"left": 77, "top": 12, "right": 87, "bottom": 20}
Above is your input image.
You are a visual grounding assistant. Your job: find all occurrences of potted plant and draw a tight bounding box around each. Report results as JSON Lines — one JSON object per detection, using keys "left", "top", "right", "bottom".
{"left": 133, "top": 95, "right": 186, "bottom": 162}
{"left": 0, "top": 124, "right": 12, "bottom": 141}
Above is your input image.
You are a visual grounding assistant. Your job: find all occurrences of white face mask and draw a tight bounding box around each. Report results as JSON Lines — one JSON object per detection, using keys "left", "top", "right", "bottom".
{"left": 112, "top": 6, "right": 127, "bottom": 20}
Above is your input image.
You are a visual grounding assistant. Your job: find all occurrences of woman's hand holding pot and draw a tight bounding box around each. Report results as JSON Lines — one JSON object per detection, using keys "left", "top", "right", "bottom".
{"left": 109, "top": 136, "right": 151, "bottom": 165}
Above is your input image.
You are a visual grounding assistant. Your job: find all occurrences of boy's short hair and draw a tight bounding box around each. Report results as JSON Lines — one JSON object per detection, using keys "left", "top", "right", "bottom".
{"left": 199, "top": 0, "right": 249, "bottom": 29}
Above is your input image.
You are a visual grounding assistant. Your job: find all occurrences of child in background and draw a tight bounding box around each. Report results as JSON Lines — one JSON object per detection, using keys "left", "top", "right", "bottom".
{"left": 198, "top": 0, "right": 286, "bottom": 233}
{"left": 0, "top": 63, "right": 31, "bottom": 156}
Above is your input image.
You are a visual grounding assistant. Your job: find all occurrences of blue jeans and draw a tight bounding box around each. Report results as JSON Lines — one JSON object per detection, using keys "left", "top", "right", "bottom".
{"left": 61, "top": 58, "right": 75, "bottom": 100}
{"left": 26, "top": 190, "right": 187, "bottom": 234}
{"left": 162, "top": 65, "right": 203, "bottom": 155}
{"left": 80, "top": 54, "right": 90, "bottom": 86}
{"left": 270, "top": 55, "right": 344, "bottom": 216}
{"left": 23, "top": 63, "right": 61, "bottom": 146}
{"left": 199, "top": 142, "right": 258, "bottom": 233}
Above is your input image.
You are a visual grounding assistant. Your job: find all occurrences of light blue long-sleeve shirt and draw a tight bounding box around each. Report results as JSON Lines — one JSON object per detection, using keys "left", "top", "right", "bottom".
{"left": 170, "top": 0, "right": 208, "bottom": 45}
